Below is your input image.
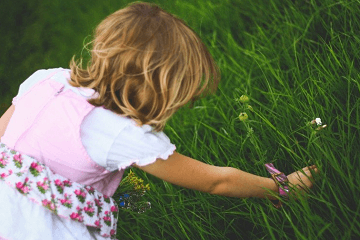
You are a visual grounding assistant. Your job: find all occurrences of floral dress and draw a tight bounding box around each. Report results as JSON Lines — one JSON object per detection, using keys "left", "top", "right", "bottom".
{"left": 0, "top": 143, "right": 118, "bottom": 239}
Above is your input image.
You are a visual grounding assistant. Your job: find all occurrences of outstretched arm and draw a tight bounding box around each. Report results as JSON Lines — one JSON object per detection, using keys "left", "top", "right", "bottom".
{"left": 133, "top": 151, "right": 280, "bottom": 199}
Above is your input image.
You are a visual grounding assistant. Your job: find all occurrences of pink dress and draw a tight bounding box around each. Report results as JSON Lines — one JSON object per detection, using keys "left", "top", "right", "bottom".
{"left": 0, "top": 68, "right": 176, "bottom": 240}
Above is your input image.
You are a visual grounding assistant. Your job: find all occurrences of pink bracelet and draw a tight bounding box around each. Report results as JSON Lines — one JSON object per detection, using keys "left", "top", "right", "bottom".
{"left": 264, "top": 163, "right": 290, "bottom": 208}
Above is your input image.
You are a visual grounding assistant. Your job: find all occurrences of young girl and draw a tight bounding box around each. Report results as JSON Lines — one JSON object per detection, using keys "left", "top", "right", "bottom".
{"left": 0, "top": 2, "right": 318, "bottom": 239}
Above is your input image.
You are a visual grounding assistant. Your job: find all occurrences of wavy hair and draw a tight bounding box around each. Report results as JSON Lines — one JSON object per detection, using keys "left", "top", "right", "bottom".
{"left": 69, "top": 1, "right": 221, "bottom": 132}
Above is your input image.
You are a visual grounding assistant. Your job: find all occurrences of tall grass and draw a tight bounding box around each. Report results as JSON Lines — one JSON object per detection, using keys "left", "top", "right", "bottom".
{"left": 1, "top": 0, "right": 359, "bottom": 239}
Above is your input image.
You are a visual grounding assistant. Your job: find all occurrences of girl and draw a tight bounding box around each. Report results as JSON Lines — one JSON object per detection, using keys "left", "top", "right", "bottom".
{"left": 0, "top": 1, "right": 318, "bottom": 239}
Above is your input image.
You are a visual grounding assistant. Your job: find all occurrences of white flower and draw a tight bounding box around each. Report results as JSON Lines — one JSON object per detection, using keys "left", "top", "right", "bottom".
{"left": 315, "top": 118, "right": 322, "bottom": 125}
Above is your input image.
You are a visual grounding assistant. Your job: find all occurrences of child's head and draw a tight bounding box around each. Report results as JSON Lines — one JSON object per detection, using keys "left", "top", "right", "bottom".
{"left": 69, "top": 1, "right": 220, "bottom": 132}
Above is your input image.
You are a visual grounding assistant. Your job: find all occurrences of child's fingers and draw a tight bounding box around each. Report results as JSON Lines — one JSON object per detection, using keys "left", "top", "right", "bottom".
{"left": 302, "top": 165, "right": 317, "bottom": 170}
{"left": 302, "top": 165, "right": 319, "bottom": 174}
{"left": 300, "top": 165, "right": 320, "bottom": 185}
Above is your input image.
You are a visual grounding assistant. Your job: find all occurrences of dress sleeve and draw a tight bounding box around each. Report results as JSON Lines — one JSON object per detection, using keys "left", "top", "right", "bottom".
{"left": 106, "top": 123, "right": 176, "bottom": 171}
{"left": 12, "top": 68, "right": 59, "bottom": 105}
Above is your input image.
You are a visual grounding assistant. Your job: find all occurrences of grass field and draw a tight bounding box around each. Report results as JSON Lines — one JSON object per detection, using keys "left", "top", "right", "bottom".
{"left": 1, "top": 0, "right": 360, "bottom": 239}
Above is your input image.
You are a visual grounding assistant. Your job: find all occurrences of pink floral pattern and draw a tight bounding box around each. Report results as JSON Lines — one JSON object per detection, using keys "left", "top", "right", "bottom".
{"left": 16, "top": 177, "right": 31, "bottom": 194}
{"left": 0, "top": 143, "right": 118, "bottom": 239}
{"left": 13, "top": 153, "right": 23, "bottom": 168}
{"left": 0, "top": 152, "right": 9, "bottom": 168}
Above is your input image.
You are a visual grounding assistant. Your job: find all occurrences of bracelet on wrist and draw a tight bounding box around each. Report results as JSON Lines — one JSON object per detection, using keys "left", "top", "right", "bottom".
{"left": 265, "top": 163, "right": 290, "bottom": 208}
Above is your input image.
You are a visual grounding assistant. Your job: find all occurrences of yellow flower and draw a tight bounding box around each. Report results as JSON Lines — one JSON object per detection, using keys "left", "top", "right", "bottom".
{"left": 239, "top": 95, "right": 250, "bottom": 103}
{"left": 239, "top": 112, "right": 248, "bottom": 121}
{"left": 120, "top": 169, "right": 151, "bottom": 192}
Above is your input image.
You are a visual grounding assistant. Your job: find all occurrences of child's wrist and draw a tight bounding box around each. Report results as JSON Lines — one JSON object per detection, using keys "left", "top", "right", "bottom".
{"left": 264, "top": 178, "right": 279, "bottom": 200}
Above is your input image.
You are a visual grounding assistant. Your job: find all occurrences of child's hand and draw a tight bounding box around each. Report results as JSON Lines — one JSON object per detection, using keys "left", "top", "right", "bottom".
{"left": 286, "top": 165, "right": 319, "bottom": 199}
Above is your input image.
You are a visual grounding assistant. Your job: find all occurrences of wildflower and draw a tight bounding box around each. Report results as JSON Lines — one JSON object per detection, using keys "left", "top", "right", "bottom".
{"left": 239, "top": 112, "right": 248, "bottom": 121}
{"left": 309, "top": 117, "right": 327, "bottom": 132}
{"left": 239, "top": 95, "right": 250, "bottom": 103}
{"left": 310, "top": 118, "right": 322, "bottom": 125}
{"left": 119, "top": 170, "right": 151, "bottom": 213}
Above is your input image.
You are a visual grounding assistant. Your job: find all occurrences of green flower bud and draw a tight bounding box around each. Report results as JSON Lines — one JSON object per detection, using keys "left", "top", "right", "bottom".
{"left": 239, "top": 112, "right": 248, "bottom": 121}
{"left": 239, "top": 95, "right": 250, "bottom": 103}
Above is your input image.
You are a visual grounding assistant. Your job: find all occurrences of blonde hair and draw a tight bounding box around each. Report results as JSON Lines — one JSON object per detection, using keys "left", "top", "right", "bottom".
{"left": 69, "top": 1, "right": 221, "bottom": 132}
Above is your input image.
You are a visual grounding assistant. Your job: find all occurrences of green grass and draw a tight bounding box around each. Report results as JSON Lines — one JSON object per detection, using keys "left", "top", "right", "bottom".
{"left": 1, "top": 0, "right": 360, "bottom": 239}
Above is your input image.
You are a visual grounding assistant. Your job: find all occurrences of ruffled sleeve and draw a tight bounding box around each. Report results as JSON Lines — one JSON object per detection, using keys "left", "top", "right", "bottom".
{"left": 106, "top": 122, "right": 176, "bottom": 171}
{"left": 12, "top": 68, "right": 60, "bottom": 105}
